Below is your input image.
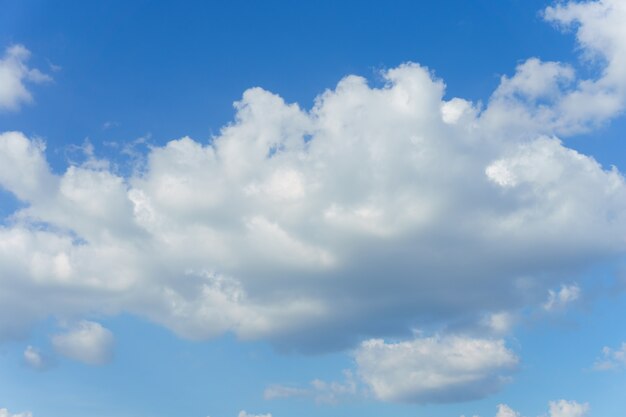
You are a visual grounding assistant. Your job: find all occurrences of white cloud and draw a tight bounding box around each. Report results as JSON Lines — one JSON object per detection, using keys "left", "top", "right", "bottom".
{"left": 51, "top": 320, "right": 114, "bottom": 365}
{"left": 268, "top": 335, "right": 517, "bottom": 404}
{"left": 238, "top": 411, "right": 272, "bottom": 417}
{"left": 23, "top": 345, "right": 50, "bottom": 370}
{"left": 593, "top": 342, "right": 626, "bottom": 370}
{"left": 0, "top": 44, "right": 51, "bottom": 111}
{"left": 543, "top": 284, "right": 581, "bottom": 311}
{"left": 0, "top": 1, "right": 625, "bottom": 359}
{"left": 548, "top": 400, "right": 590, "bottom": 417}
{"left": 264, "top": 385, "right": 309, "bottom": 400}
{"left": 0, "top": 408, "right": 32, "bottom": 417}
{"left": 482, "top": 312, "right": 516, "bottom": 335}
{"left": 354, "top": 335, "right": 518, "bottom": 403}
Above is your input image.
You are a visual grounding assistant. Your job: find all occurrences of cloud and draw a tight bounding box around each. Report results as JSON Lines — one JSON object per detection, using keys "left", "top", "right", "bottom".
{"left": 593, "top": 342, "right": 626, "bottom": 370}
{"left": 543, "top": 284, "right": 581, "bottom": 311}
{"left": 354, "top": 335, "right": 518, "bottom": 403}
{"left": 0, "top": 408, "right": 32, "bottom": 417}
{"left": 23, "top": 345, "right": 51, "bottom": 370}
{"left": 51, "top": 320, "right": 114, "bottom": 365}
{"left": 484, "top": 0, "right": 626, "bottom": 137}
{"left": 265, "top": 370, "right": 358, "bottom": 404}
{"left": 496, "top": 404, "right": 521, "bottom": 417}
{"left": 0, "top": 0, "right": 625, "bottom": 357}
{"left": 548, "top": 400, "right": 590, "bottom": 417}
{"left": 466, "top": 400, "right": 589, "bottom": 417}
{"left": 268, "top": 335, "right": 517, "bottom": 404}
{"left": 237, "top": 412, "right": 271, "bottom": 417}
{"left": 0, "top": 44, "right": 51, "bottom": 111}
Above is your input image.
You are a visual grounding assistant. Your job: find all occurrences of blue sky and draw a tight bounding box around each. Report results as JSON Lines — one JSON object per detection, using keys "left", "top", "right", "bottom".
{"left": 1, "top": 1, "right": 626, "bottom": 417}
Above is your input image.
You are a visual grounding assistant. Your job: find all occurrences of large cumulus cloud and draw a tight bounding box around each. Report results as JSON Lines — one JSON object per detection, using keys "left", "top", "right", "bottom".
{"left": 1, "top": 0, "right": 626, "bottom": 362}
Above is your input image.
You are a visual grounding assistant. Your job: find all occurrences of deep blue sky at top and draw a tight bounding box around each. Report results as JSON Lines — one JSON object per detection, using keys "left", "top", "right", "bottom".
{"left": 0, "top": 0, "right": 581, "bottom": 169}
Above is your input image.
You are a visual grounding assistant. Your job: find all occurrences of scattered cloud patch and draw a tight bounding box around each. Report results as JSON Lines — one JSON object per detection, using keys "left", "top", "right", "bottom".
{"left": 482, "top": 312, "right": 516, "bottom": 335}
{"left": 102, "top": 121, "right": 120, "bottom": 130}
{"left": 548, "top": 400, "right": 590, "bottom": 417}
{"left": 0, "top": 44, "right": 51, "bottom": 111}
{"left": 465, "top": 400, "right": 589, "bottom": 417}
{"left": 51, "top": 320, "right": 114, "bottom": 365}
{"left": 354, "top": 335, "right": 518, "bottom": 403}
{"left": 543, "top": 284, "right": 581, "bottom": 311}
{"left": 0, "top": 0, "right": 626, "bottom": 356}
{"left": 23, "top": 345, "right": 51, "bottom": 370}
{"left": 237, "top": 411, "right": 272, "bottom": 417}
{"left": 593, "top": 342, "right": 626, "bottom": 370}
{"left": 265, "top": 370, "right": 358, "bottom": 404}
{"left": 496, "top": 404, "right": 521, "bottom": 417}
{"left": 0, "top": 408, "right": 32, "bottom": 417}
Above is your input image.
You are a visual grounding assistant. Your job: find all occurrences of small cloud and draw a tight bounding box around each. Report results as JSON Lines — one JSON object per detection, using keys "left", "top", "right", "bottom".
{"left": 102, "top": 121, "right": 120, "bottom": 130}
{"left": 263, "top": 384, "right": 308, "bottom": 400}
{"left": 466, "top": 400, "right": 589, "bottom": 417}
{"left": 23, "top": 345, "right": 52, "bottom": 370}
{"left": 543, "top": 284, "right": 581, "bottom": 312}
{"left": 52, "top": 320, "right": 114, "bottom": 365}
{"left": 354, "top": 334, "right": 518, "bottom": 404}
{"left": 47, "top": 61, "right": 62, "bottom": 72}
{"left": 593, "top": 342, "right": 626, "bottom": 371}
{"left": 0, "top": 44, "right": 51, "bottom": 111}
{"left": 482, "top": 311, "right": 516, "bottom": 335}
{"left": 0, "top": 408, "right": 33, "bottom": 417}
{"left": 265, "top": 369, "right": 358, "bottom": 405}
{"left": 548, "top": 400, "right": 589, "bottom": 417}
{"left": 496, "top": 404, "right": 520, "bottom": 417}
{"left": 237, "top": 411, "right": 272, "bottom": 417}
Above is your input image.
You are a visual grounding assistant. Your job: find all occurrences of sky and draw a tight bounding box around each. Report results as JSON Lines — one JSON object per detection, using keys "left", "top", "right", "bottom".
{"left": 0, "top": 1, "right": 626, "bottom": 416}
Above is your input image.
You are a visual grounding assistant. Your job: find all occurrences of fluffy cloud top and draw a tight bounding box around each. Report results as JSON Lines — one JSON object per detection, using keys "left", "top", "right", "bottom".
{"left": 0, "top": 45, "right": 50, "bottom": 111}
{"left": 355, "top": 335, "right": 518, "bottom": 403}
{"left": 51, "top": 321, "right": 114, "bottom": 365}
{"left": 0, "top": 0, "right": 625, "bottom": 361}
{"left": 467, "top": 400, "right": 589, "bottom": 417}
{"left": 548, "top": 400, "right": 590, "bottom": 417}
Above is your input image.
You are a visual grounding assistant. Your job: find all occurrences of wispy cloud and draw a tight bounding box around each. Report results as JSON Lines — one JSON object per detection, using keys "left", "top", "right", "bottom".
{"left": 0, "top": 44, "right": 51, "bottom": 111}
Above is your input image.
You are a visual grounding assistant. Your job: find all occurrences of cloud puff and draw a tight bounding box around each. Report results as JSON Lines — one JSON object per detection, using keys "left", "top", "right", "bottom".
{"left": 496, "top": 404, "right": 521, "bottom": 417}
{"left": 548, "top": 400, "right": 590, "bottom": 417}
{"left": 1, "top": 0, "right": 626, "bottom": 355}
{"left": 268, "top": 335, "right": 517, "bottom": 404}
{"left": 354, "top": 335, "right": 518, "bottom": 403}
{"left": 23, "top": 345, "right": 51, "bottom": 370}
{"left": 484, "top": 0, "right": 626, "bottom": 136}
{"left": 0, "top": 44, "right": 50, "bottom": 111}
{"left": 237, "top": 412, "right": 272, "bottom": 417}
{"left": 51, "top": 321, "right": 114, "bottom": 365}
{"left": 593, "top": 342, "right": 626, "bottom": 370}
{"left": 0, "top": 408, "right": 32, "bottom": 417}
{"left": 543, "top": 284, "right": 581, "bottom": 311}
{"left": 265, "top": 370, "right": 358, "bottom": 404}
